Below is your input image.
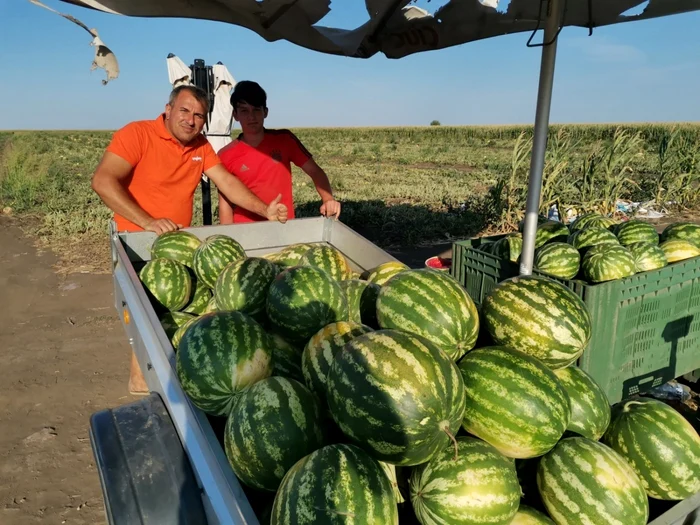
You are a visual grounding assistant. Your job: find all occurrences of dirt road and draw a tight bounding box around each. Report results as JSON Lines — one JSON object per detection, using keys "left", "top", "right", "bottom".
{"left": 0, "top": 217, "right": 134, "bottom": 525}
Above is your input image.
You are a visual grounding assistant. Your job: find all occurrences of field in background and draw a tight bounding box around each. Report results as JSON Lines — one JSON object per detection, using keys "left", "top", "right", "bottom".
{"left": 1, "top": 123, "right": 699, "bottom": 272}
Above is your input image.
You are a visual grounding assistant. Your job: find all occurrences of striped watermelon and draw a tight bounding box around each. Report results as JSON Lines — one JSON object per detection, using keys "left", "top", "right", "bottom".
{"left": 270, "top": 443, "right": 399, "bottom": 525}
{"left": 570, "top": 213, "right": 617, "bottom": 232}
{"left": 139, "top": 258, "right": 192, "bottom": 311}
{"left": 159, "top": 311, "right": 195, "bottom": 339}
{"left": 171, "top": 315, "right": 198, "bottom": 350}
{"left": 202, "top": 296, "right": 218, "bottom": 314}
{"left": 408, "top": 436, "right": 521, "bottom": 525}
{"left": 614, "top": 219, "right": 659, "bottom": 246}
{"left": 602, "top": 398, "right": 700, "bottom": 500}
{"left": 301, "top": 321, "right": 373, "bottom": 403}
{"left": 266, "top": 243, "right": 315, "bottom": 268}
{"left": 175, "top": 311, "right": 273, "bottom": 416}
{"left": 534, "top": 242, "right": 580, "bottom": 279}
{"left": 182, "top": 278, "right": 212, "bottom": 315}
{"left": 660, "top": 222, "right": 700, "bottom": 246}
{"left": 379, "top": 461, "right": 405, "bottom": 504}
{"left": 339, "top": 279, "right": 380, "bottom": 328}
{"left": 224, "top": 376, "right": 325, "bottom": 492}
{"left": 567, "top": 226, "right": 619, "bottom": 251}
{"left": 192, "top": 234, "right": 246, "bottom": 289}
{"left": 553, "top": 366, "right": 610, "bottom": 440}
{"left": 376, "top": 269, "right": 480, "bottom": 361}
{"left": 537, "top": 437, "right": 649, "bottom": 525}
{"left": 269, "top": 333, "right": 304, "bottom": 382}
{"left": 493, "top": 233, "right": 523, "bottom": 263}
{"left": 366, "top": 261, "right": 409, "bottom": 286}
{"left": 534, "top": 220, "right": 570, "bottom": 248}
{"left": 458, "top": 347, "right": 570, "bottom": 458}
{"left": 150, "top": 230, "right": 201, "bottom": 268}
{"left": 582, "top": 244, "right": 637, "bottom": 283}
{"left": 214, "top": 257, "right": 277, "bottom": 316}
{"left": 266, "top": 266, "right": 349, "bottom": 344}
{"left": 659, "top": 239, "right": 700, "bottom": 262}
{"left": 299, "top": 245, "right": 352, "bottom": 281}
{"left": 510, "top": 506, "right": 555, "bottom": 524}
{"left": 628, "top": 242, "right": 668, "bottom": 272}
{"left": 481, "top": 275, "right": 592, "bottom": 369}
{"left": 326, "top": 329, "right": 466, "bottom": 466}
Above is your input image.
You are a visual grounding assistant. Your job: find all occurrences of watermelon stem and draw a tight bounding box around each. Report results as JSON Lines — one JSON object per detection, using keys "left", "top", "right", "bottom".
{"left": 622, "top": 400, "right": 644, "bottom": 412}
{"left": 443, "top": 426, "right": 459, "bottom": 460}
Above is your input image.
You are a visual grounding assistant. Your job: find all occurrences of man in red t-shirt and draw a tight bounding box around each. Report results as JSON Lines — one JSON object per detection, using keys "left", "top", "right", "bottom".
{"left": 217, "top": 81, "right": 341, "bottom": 224}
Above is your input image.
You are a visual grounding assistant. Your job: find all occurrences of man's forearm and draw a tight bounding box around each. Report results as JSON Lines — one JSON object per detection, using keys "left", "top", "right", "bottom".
{"left": 92, "top": 176, "right": 153, "bottom": 229}
{"left": 215, "top": 174, "right": 269, "bottom": 218}
{"left": 306, "top": 167, "right": 334, "bottom": 202}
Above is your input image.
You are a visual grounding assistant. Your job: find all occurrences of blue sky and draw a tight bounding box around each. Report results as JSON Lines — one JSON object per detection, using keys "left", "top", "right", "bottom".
{"left": 1, "top": 1, "right": 699, "bottom": 129}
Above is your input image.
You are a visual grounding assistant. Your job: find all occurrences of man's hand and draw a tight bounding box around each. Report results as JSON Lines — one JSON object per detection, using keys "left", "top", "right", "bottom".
{"left": 266, "top": 194, "right": 288, "bottom": 223}
{"left": 320, "top": 198, "right": 341, "bottom": 220}
{"left": 144, "top": 218, "right": 181, "bottom": 235}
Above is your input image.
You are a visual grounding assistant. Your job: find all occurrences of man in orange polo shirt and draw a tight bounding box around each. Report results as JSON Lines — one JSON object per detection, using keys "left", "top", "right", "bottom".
{"left": 217, "top": 81, "right": 341, "bottom": 224}
{"left": 91, "top": 84, "right": 288, "bottom": 393}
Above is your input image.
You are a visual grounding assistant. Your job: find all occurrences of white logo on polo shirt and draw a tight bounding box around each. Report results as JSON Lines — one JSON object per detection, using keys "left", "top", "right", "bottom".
{"left": 240, "top": 164, "right": 249, "bottom": 172}
{"left": 192, "top": 156, "right": 202, "bottom": 162}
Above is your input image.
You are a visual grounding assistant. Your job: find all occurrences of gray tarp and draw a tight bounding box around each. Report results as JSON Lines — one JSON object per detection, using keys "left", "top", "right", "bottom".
{"left": 60, "top": 0, "right": 700, "bottom": 59}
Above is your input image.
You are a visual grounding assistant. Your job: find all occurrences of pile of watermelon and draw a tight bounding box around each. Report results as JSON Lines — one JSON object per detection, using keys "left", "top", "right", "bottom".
{"left": 480, "top": 215, "right": 700, "bottom": 284}
{"left": 138, "top": 229, "right": 700, "bottom": 525}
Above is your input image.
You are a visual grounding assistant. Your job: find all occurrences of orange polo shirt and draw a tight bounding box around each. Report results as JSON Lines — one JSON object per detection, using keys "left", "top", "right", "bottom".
{"left": 106, "top": 113, "right": 221, "bottom": 232}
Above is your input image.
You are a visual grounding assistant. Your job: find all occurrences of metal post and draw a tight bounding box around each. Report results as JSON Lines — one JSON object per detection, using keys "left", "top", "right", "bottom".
{"left": 519, "top": 0, "right": 564, "bottom": 276}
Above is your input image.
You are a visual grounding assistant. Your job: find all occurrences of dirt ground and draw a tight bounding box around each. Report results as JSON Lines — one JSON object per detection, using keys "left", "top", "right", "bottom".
{"left": 0, "top": 216, "right": 135, "bottom": 525}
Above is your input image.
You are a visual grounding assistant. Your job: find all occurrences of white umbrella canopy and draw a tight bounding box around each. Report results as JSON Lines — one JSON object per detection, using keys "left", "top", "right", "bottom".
{"left": 208, "top": 64, "right": 237, "bottom": 153}
{"left": 166, "top": 54, "right": 192, "bottom": 88}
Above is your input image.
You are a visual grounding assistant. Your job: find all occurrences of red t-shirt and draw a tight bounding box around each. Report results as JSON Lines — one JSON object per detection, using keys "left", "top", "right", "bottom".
{"left": 218, "top": 129, "right": 312, "bottom": 223}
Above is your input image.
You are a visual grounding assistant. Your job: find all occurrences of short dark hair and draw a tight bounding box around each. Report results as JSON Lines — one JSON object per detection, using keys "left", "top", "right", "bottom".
{"left": 230, "top": 81, "right": 267, "bottom": 109}
{"left": 168, "top": 85, "right": 210, "bottom": 113}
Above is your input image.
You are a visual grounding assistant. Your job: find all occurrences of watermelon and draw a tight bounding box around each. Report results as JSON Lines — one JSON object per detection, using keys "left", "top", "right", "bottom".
{"left": 534, "top": 220, "right": 570, "bottom": 248}
{"left": 602, "top": 398, "right": 700, "bottom": 500}
{"left": 376, "top": 268, "right": 480, "bottom": 361}
{"left": 192, "top": 234, "right": 246, "bottom": 289}
{"left": 614, "top": 219, "right": 659, "bottom": 246}
{"left": 570, "top": 213, "right": 617, "bottom": 232}
{"left": 534, "top": 242, "right": 580, "bottom": 279}
{"left": 481, "top": 275, "right": 592, "bottom": 369}
{"left": 301, "top": 321, "right": 373, "bottom": 402}
{"left": 159, "top": 311, "right": 195, "bottom": 339}
{"left": 628, "top": 242, "right": 668, "bottom": 273}
{"left": 339, "top": 279, "right": 380, "bottom": 328}
{"left": 267, "top": 243, "right": 315, "bottom": 268}
{"left": 458, "top": 347, "right": 570, "bottom": 458}
{"left": 553, "top": 366, "right": 610, "bottom": 440}
{"left": 659, "top": 239, "right": 700, "bottom": 262}
{"left": 202, "top": 296, "right": 219, "bottom": 314}
{"left": 171, "top": 315, "right": 198, "bottom": 350}
{"left": 326, "top": 329, "right": 466, "bottom": 466}
{"left": 379, "top": 461, "right": 405, "bottom": 504}
{"left": 366, "top": 261, "right": 409, "bottom": 286}
{"left": 408, "top": 436, "right": 521, "bottom": 525}
{"left": 266, "top": 266, "right": 349, "bottom": 344}
{"left": 492, "top": 233, "right": 523, "bottom": 263}
{"left": 537, "top": 437, "right": 649, "bottom": 525}
{"left": 139, "top": 258, "right": 192, "bottom": 311}
{"left": 175, "top": 311, "right": 273, "bottom": 416}
{"left": 660, "top": 222, "right": 700, "bottom": 246}
{"left": 182, "top": 277, "right": 212, "bottom": 315}
{"left": 567, "top": 226, "right": 619, "bottom": 251}
{"left": 269, "top": 333, "right": 304, "bottom": 382}
{"left": 150, "top": 230, "right": 201, "bottom": 268}
{"left": 270, "top": 443, "right": 399, "bottom": 525}
{"left": 510, "top": 506, "right": 555, "bottom": 524}
{"left": 215, "top": 257, "right": 277, "bottom": 316}
{"left": 581, "top": 244, "right": 636, "bottom": 283}
{"left": 299, "top": 244, "right": 352, "bottom": 281}
{"left": 224, "top": 376, "right": 325, "bottom": 492}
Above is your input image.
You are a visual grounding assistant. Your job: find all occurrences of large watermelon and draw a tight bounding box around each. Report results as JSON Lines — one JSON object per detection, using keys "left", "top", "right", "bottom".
{"left": 299, "top": 244, "right": 352, "bottom": 281}
{"left": 581, "top": 244, "right": 636, "bottom": 283}
{"left": 224, "top": 376, "right": 325, "bottom": 492}
{"left": 614, "top": 219, "right": 659, "bottom": 246}
{"left": 376, "top": 269, "right": 480, "bottom": 361}
{"left": 214, "top": 257, "right": 277, "bottom": 316}
{"left": 365, "top": 261, "right": 409, "bottom": 286}
{"left": 510, "top": 506, "right": 555, "bottom": 524}
{"left": 570, "top": 213, "right": 617, "bottom": 232}
{"left": 269, "top": 333, "right": 304, "bottom": 382}
{"left": 139, "top": 258, "right": 192, "bottom": 311}
{"left": 534, "top": 242, "right": 580, "bottom": 279}
{"left": 553, "top": 366, "right": 610, "bottom": 440}
{"left": 537, "top": 437, "right": 648, "bottom": 525}
{"left": 493, "top": 233, "right": 523, "bottom": 263}
{"left": 481, "top": 275, "right": 592, "bottom": 369}
{"left": 660, "top": 222, "right": 700, "bottom": 246}
{"left": 326, "top": 329, "right": 466, "bottom": 466}
{"left": 175, "top": 311, "right": 273, "bottom": 416}
{"left": 301, "top": 321, "right": 373, "bottom": 403}
{"left": 159, "top": 311, "right": 195, "bottom": 339}
{"left": 534, "top": 220, "right": 570, "bottom": 248}
{"left": 457, "top": 347, "right": 570, "bottom": 458}
{"left": 270, "top": 443, "right": 399, "bottom": 525}
{"left": 192, "top": 234, "right": 246, "bottom": 288}
{"left": 568, "top": 226, "right": 619, "bottom": 251}
{"left": 266, "top": 266, "right": 349, "bottom": 344}
{"left": 266, "top": 243, "right": 315, "bottom": 268}
{"left": 628, "top": 242, "right": 668, "bottom": 273}
{"left": 182, "top": 277, "right": 212, "bottom": 315}
{"left": 659, "top": 239, "right": 700, "bottom": 262}
{"left": 150, "top": 230, "right": 202, "bottom": 268}
{"left": 409, "top": 437, "right": 521, "bottom": 525}
{"left": 339, "top": 279, "right": 380, "bottom": 327}
{"left": 602, "top": 398, "right": 700, "bottom": 500}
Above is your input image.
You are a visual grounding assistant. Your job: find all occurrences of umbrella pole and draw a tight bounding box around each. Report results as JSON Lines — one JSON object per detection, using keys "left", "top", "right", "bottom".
{"left": 519, "top": 0, "right": 564, "bottom": 276}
